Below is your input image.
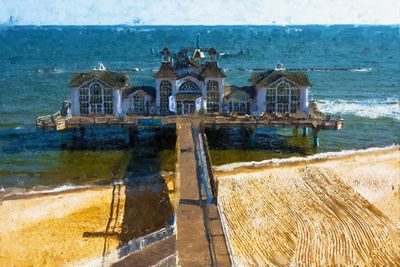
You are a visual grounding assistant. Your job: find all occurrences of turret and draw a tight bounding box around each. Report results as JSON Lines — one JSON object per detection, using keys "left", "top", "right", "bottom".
{"left": 161, "top": 48, "right": 172, "bottom": 63}
{"left": 208, "top": 48, "right": 217, "bottom": 62}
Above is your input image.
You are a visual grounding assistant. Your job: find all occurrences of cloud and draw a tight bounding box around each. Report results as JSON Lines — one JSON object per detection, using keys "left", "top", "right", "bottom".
{"left": 1, "top": 0, "right": 399, "bottom": 25}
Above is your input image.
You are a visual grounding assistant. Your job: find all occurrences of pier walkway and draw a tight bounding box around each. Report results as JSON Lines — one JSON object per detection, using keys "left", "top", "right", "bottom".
{"left": 175, "top": 118, "right": 230, "bottom": 266}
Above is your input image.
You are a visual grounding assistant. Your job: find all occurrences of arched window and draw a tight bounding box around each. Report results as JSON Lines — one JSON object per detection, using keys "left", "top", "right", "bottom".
{"left": 160, "top": 80, "right": 172, "bottom": 114}
{"left": 90, "top": 83, "right": 103, "bottom": 114}
{"left": 276, "top": 83, "right": 290, "bottom": 113}
{"left": 179, "top": 81, "right": 199, "bottom": 92}
{"left": 206, "top": 80, "right": 219, "bottom": 113}
{"left": 133, "top": 95, "right": 145, "bottom": 114}
{"left": 79, "top": 88, "right": 89, "bottom": 115}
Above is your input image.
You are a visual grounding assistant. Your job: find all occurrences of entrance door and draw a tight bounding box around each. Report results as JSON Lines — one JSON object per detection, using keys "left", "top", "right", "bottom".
{"left": 184, "top": 101, "right": 194, "bottom": 115}
{"left": 177, "top": 100, "right": 195, "bottom": 115}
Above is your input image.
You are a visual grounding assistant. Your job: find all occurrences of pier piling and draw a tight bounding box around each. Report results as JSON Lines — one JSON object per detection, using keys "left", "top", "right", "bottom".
{"left": 312, "top": 128, "right": 320, "bottom": 147}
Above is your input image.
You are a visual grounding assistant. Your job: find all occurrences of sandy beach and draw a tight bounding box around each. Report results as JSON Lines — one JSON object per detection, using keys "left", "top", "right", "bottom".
{"left": 0, "top": 175, "right": 173, "bottom": 267}
{"left": 217, "top": 146, "right": 400, "bottom": 266}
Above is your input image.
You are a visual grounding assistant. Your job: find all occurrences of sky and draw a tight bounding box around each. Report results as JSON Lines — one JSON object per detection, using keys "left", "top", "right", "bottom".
{"left": 1, "top": 0, "right": 399, "bottom": 25}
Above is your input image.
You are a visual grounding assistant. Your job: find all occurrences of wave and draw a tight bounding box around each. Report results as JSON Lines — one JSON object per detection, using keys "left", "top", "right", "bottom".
{"left": 2, "top": 184, "right": 92, "bottom": 199}
{"left": 350, "top": 67, "right": 371, "bottom": 72}
{"left": 215, "top": 144, "right": 399, "bottom": 172}
{"left": 316, "top": 99, "right": 400, "bottom": 120}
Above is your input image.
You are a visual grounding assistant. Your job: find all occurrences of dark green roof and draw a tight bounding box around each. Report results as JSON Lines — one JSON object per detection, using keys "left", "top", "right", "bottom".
{"left": 250, "top": 70, "right": 310, "bottom": 88}
{"left": 199, "top": 62, "right": 225, "bottom": 79}
{"left": 124, "top": 86, "right": 156, "bottom": 98}
{"left": 68, "top": 70, "right": 129, "bottom": 88}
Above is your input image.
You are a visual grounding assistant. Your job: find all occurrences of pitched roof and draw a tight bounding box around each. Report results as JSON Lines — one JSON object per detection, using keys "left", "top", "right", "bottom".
{"left": 250, "top": 69, "right": 310, "bottom": 88}
{"left": 68, "top": 70, "right": 129, "bottom": 88}
{"left": 154, "top": 62, "right": 178, "bottom": 79}
{"left": 124, "top": 86, "right": 156, "bottom": 98}
{"left": 224, "top": 85, "right": 256, "bottom": 98}
{"left": 199, "top": 62, "right": 225, "bottom": 80}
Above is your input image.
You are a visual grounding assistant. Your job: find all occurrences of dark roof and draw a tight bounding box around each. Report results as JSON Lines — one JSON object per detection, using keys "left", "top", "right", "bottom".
{"left": 224, "top": 85, "right": 256, "bottom": 98}
{"left": 124, "top": 86, "right": 156, "bottom": 98}
{"left": 250, "top": 69, "right": 310, "bottom": 88}
{"left": 199, "top": 62, "right": 225, "bottom": 80}
{"left": 68, "top": 70, "right": 129, "bottom": 88}
{"left": 154, "top": 62, "right": 178, "bottom": 79}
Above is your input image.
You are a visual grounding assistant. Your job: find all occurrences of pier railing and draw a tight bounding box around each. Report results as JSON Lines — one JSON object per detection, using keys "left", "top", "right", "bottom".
{"left": 119, "top": 226, "right": 175, "bottom": 257}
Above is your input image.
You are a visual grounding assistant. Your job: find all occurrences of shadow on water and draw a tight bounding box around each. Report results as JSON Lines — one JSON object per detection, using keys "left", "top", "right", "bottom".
{"left": 1, "top": 125, "right": 176, "bottom": 259}
{"left": 205, "top": 126, "right": 316, "bottom": 166}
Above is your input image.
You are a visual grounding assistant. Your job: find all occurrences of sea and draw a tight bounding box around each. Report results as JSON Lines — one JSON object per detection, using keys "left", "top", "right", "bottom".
{"left": 0, "top": 25, "right": 399, "bottom": 193}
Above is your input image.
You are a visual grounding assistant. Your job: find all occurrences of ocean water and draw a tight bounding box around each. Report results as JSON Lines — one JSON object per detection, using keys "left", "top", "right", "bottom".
{"left": 0, "top": 25, "right": 399, "bottom": 191}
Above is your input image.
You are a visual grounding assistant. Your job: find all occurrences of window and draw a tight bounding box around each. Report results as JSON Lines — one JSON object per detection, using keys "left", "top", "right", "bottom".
{"left": 79, "top": 88, "right": 89, "bottom": 115}
{"left": 290, "top": 88, "right": 300, "bottom": 113}
{"left": 160, "top": 80, "right": 172, "bottom": 114}
{"left": 266, "top": 82, "right": 300, "bottom": 114}
{"left": 79, "top": 82, "right": 113, "bottom": 115}
{"left": 206, "top": 81, "right": 219, "bottom": 113}
{"left": 90, "top": 83, "right": 103, "bottom": 114}
{"left": 104, "top": 88, "right": 113, "bottom": 115}
{"left": 179, "top": 81, "right": 199, "bottom": 92}
{"left": 266, "top": 88, "right": 276, "bottom": 113}
{"left": 276, "top": 83, "right": 290, "bottom": 113}
{"left": 133, "top": 95, "right": 145, "bottom": 114}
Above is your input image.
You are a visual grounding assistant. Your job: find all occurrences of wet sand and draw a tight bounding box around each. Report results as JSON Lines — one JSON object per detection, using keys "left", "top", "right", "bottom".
{"left": 217, "top": 147, "right": 400, "bottom": 266}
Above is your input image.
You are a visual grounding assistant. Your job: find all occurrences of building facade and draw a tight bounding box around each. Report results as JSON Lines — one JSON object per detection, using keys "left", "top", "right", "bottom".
{"left": 67, "top": 51, "right": 311, "bottom": 117}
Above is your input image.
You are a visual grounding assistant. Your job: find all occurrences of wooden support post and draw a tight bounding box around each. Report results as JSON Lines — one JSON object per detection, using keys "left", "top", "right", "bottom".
{"left": 128, "top": 127, "right": 138, "bottom": 147}
{"left": 248, "top": 127, "right": 255, "bottom": 147}
{"left": 292, "top": 127, "right": 299, "bottom": 136}
{"left": 303, "top": 127, "right": 308, "bottom": 137}
{"left": 312, "top": 128, "right": 320, "bottom": 147}
{"left": 79, "top": 127, "right": 85, "bottom": 138}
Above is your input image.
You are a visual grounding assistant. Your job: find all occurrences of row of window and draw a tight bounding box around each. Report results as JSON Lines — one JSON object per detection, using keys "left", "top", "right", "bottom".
{"left": 79, "top": 83, "right": 113, "bottom": 115}
{"left": 159, "top": 80, "right": 220, "bottom": 114}
{"left": 266, "top": 83, "right": 300, "bottom": 113}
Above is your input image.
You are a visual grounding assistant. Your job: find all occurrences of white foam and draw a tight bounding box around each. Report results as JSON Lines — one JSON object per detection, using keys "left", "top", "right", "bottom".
{"left": 350, "top": 67, "right": 372, "bottom": 72}
{"left": 215, "top": 144, "right": 399, "bottom": 172}
{"left": 7, "top": 184, "right": 92, "bottom": 197}
{"left": 316, "top": 98, "right": 400, "bottom": 120}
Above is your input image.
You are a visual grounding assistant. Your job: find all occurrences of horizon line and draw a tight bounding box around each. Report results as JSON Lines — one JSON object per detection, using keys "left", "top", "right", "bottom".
{"left": 2, "top": 23, "right": 400, "bottom": 27}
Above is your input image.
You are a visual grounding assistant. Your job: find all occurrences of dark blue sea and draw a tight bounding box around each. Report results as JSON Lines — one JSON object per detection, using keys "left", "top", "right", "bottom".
{"left": 0, "top": 25, "right": 399, "bottom": 192}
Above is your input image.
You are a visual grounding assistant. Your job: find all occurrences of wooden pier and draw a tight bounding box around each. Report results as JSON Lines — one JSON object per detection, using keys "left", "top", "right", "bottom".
{"left": 36, "top": 114, "right": 343, "bottom": 131}
{"left": 175, "top": 118, "right": 231, "bottom": 266}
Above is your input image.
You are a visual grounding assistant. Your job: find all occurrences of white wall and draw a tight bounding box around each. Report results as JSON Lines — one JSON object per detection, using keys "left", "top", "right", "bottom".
{"left": 70, "top": 88, "right": 80, "bottom": 115}
{"left": 113, "top": 89, "right": 123, "bottom": 116}
{"left": 256, "top": 87, "right": 267, "bottom": 112}
{"left": 300, "top": 88, "right": 309, "bottom": 112}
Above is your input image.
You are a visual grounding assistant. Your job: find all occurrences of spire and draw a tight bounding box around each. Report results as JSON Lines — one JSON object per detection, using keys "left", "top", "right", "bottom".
{"left": 275, "top": 63, "right": 285, "bottom": 71}
{"left": 161, "top": 47, "right": 171, "bottom": 63}
{"left": 208, "top": 48, "right": 217, "bottom": 62}
{"left": 93, "top": 63, "right": 107, "bottom": 71}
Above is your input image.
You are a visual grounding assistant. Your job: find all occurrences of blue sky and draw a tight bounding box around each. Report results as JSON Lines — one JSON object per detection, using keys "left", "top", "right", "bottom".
{"left": 1, "top": 0, "right": 399, "bottom": 25}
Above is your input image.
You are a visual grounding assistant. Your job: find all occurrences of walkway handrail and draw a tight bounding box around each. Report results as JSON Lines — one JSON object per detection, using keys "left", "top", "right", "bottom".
{"left": 119, "top": 226, "right": 175, "bottom": 257}
{"left": 193, "top": 127, "right": 213, "bottom": 205}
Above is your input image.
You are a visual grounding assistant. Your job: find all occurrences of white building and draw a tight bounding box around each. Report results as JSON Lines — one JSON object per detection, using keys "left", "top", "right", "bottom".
{"left": 250, "top": 64, "right": 311, "bottom": 114}
{"left": 154, "top": 48, "right": 225, "bottom": 115}
{"left": 69, "top": 64, "right": 129, "bottom": 117}
{"left": 67, "top": 55, "right": 311, "bottom": 117}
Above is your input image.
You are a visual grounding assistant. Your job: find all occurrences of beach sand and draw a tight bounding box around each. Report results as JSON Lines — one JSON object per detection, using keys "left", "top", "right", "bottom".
{"left": 216, "top": 147, "right": 400, "bottom": 266}
{"left": 0, "top": 175, "right": 173, "bottom": 267}
{"left": 0, "top": 186, "right": 125, "bottom": 266}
